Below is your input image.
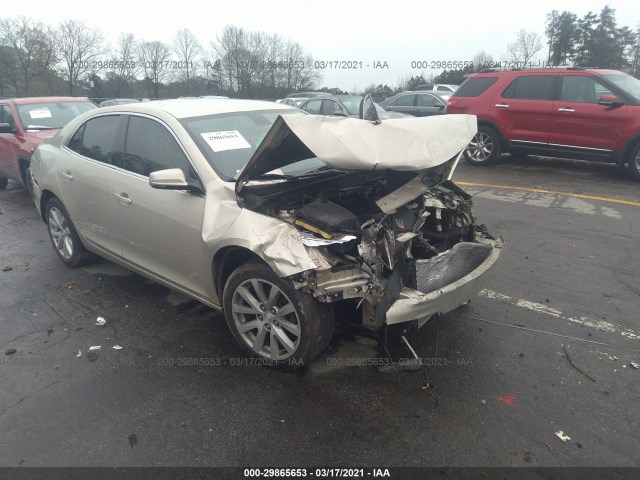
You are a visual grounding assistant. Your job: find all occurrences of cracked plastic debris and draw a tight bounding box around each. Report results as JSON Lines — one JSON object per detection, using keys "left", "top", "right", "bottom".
{"left": 95, "top": 317, "right": 106, "bottom": 326}
{"left": 112, "top": 345, "right": 123, "bottom": 350}
{"left": 76, "top": 350, "right": 82, "bottom": 358}
{"left": 630, "top": 362, "right": 640, "bottom": 369}
{"left": 298, "top": 230, "right": 357, "bottom": 247}
{"left": 555, "top": 431, "right": 571, "bottom": 442}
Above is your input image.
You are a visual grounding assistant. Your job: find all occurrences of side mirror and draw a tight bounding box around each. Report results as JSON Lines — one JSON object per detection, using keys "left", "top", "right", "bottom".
{"left": 359, "top": 93, "right": 380, "bottom": 123}
{"left": 0, "top": 123, "right": 17, "bottom": 134}
{"left": 598, "top": 94, "right": 624, "bottom": 107}
{"left": 149, "top": 168, "right": 203, "bottom": 194}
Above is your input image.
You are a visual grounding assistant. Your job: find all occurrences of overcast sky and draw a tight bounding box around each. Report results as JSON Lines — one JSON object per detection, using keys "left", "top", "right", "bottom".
{"left": 4, "top": 0, "right": 639, "bottom": 91}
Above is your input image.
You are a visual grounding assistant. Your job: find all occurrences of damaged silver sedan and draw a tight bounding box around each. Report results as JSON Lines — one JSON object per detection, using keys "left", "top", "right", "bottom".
{"left": 29, "top": 97, "right": 503, "bottom": 367}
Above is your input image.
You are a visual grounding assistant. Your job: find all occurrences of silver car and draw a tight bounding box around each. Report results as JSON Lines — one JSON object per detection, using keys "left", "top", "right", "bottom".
{"left": 30, "top": 98, "right": 503, "bottom": 368}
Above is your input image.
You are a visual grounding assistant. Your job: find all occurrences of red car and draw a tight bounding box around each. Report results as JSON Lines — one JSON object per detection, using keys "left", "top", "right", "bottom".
{"left": 0, "top": 97, "right": 97, "bottom": 190}
{"left": 446, "top": 68, "right": 640, "bottom": 180}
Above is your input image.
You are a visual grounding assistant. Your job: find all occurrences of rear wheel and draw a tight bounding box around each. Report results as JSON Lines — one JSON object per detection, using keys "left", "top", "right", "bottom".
{"left": 45, "top": 197, "right": 94, "bottom": 267}
{"left": 628, "top": 143, "right": 640, "bottom": 181}
{"left": 464, "top": 126, "right": 501, "bottom": 166}
{"left": 223, "top": 261, "right": 334, "bottom": 369}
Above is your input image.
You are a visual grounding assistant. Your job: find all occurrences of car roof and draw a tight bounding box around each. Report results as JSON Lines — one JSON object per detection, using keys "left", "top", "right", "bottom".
{"left": 466, "top": 68, "right": 622, "bottom": 77}
{"left": 5, "top": 97, "right": 92, "bottom": 105}
{"left": 97, "top": 98, "right": 296, "bottom": 119}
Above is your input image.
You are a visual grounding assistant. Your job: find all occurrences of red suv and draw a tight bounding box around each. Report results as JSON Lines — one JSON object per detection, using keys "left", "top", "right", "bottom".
{"left": 446, "top": 68, "right": 640, "bottom": 180}
{"left": 0, "top": 97, "right": 96, "bottom": 190}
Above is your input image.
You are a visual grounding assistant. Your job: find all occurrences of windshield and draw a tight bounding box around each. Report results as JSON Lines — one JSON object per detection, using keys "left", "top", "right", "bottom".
{"left": 181, "top": 109, "right": 327, "bottom": 181}
{"left": 601, "top": 73, "right": 640, "bottom": 102}
{"left": 16, "top": 102, "right": 97, "bottom": 130}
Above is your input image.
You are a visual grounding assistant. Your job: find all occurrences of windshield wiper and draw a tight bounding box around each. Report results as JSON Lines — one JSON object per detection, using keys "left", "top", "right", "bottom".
{"left": 25, "top": 126, "right": 57, "bottom": 130}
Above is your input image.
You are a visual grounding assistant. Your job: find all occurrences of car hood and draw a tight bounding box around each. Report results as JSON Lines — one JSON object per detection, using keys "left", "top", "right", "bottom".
{"left": 236, "top": 113, "right": 477, "bottom": 188}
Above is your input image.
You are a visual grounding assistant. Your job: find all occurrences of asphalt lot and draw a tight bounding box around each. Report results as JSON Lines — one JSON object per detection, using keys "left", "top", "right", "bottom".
{"left": 1, "top": 154, "right": 639, "bottom": 468}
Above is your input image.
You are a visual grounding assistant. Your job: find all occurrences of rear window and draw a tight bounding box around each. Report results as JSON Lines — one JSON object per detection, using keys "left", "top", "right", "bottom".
{"left": 453, "top": 77, "right": 498, "bottom": 97}
{"left": 16, "top": 101, "right": 96, "bottom": 130}
{"left": 502, "top": 75, "right": 556, "bottom": 101}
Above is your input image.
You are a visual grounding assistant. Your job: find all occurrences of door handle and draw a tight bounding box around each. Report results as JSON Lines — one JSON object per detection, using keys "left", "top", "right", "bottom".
{"left": 60, "top": 171, "right": 73, "bottom": 181}
{"left": 558, "top": 108, "right": 575, "bottom": 112}
{"left": 495, "top": 103, "right": 510, "bottom": 108}
{"left": 114, "top": 192, "right": 132, "bottom": 205}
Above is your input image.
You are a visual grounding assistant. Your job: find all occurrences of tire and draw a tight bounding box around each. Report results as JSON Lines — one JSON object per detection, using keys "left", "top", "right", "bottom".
{"left": 628, "top": 142, "right": 640, "bottom": 181}
{"left": 0, "top": 176, "right": 7, "bottom": 190}
{"left": 222, "top": 261, "right": 334, "bottom": 369}
{"left": 463, "top": 126, "right": 501, "bottom": 166}
{"left": 45, "top": 197, "right": 94, "bottom": 267}
{"left": 24, "top": 167, "right": 34, "bottom": 199}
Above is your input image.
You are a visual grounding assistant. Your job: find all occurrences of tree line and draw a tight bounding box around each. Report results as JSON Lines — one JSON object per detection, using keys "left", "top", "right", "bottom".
{"left": 1, "top": 5, "right": 639, "bottom": 101}
{"left": 0, "top": 19, "right": 323, "bottom": 99}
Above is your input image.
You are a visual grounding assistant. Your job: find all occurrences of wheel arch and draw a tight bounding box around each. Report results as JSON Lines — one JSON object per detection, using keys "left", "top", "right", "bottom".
{"left": 475, "top": 118, "right": 507, "bottom": 150}
{"left": 212, "top": 246, "right": 268, "bottom": 303}
{"left": 621, "top": 134, "right": 640, "bottom": 166}
{"left": 39, "top": 189, "right": 58, "bottom": 222}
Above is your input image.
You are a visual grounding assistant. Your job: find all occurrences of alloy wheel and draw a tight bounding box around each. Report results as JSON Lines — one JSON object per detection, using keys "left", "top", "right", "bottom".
{"left": 48, "top": 207, "right": 74, "bottom": 260}
{"left": 467, "top": 132, "right": 494, "bottom": 162}
{"left": 231, "top": 279, "right": 301, "bottom": 360}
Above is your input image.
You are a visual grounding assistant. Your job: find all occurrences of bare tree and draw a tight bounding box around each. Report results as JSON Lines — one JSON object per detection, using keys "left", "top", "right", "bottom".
{"left": 506, "top": 30, "right": 543, "bottom": 65}
{"left": 472, "top": 50, "right": 494, "bottom": 70}
{"left": 138, "top": 40, "right": 172, "bottom": 98}
{"left": 56, "top": 20, "right": 105, "bottom": 95}
{"left": 109, "top": 33, "right": 139, "bottom": 97}
{"left": 0, "top": 16, "right": 58, "bottom": 96}
{"left": 173, "top": 28, "right": 201, "bottom": 94}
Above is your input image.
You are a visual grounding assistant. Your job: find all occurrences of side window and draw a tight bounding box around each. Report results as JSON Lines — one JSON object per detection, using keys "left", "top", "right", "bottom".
{"left": 455, "top": 77, "right": 498, "bottom": 97}
{"left": 560, "top": 76, "right": 612, "bottom": 103}
{"left": 304, "top": 100, "right": 322, "bottom": 114}
{"left": 124, "top": 116, "right": 192, "bottom": 178}
{"left": 80, "top": 116, "right": 122, "bottom": 165}
{"left": 395, "top": 95, "right": 415, "bottom": 107}
{"left": 502, "top": 76, "right": 555, "bottom": 100}
{"left": 322, "top": 100, "right": 343, "bottom": 115}
{"left": 67, "top": 124, "right": 85, "bottom": 153}
{"left": 417, "top": 94, "right": 441, "bottom": 107}
{"left": 0, "top": 105, "right": 16, "bottom": 128}
{"left": 436, "top": 86, "right": 449, "bottom": 91}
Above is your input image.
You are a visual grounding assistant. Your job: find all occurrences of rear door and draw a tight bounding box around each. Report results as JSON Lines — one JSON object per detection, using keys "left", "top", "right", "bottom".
{"left": 548, "top": 74, "right": 628, "bottom": 157}
{"left": 385, "top": 94, "right": 417, "bottom": 115}
{"left": 491, "top": 73, "right": 558, "bottom": 148}
{"left": 114, "top": 115, "right": 208, "bottom": 297}
{"left": 57, "top": 115, "right": 124, "bottom": 256}
{"left": 0, "top": 104, "right": 21, "bottom": 179}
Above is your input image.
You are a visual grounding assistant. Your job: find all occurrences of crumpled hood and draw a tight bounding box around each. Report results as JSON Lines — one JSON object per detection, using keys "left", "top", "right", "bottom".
{"left": 236, "top": 114, "right": 477, "bottom": 187}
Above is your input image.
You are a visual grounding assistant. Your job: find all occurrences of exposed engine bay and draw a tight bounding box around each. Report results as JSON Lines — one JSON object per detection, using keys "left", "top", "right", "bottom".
{"left": 238, "top": 156, "right": 501, "bottom": 332}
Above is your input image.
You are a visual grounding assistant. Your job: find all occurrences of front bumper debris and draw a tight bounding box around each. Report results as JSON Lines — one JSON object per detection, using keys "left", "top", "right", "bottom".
{"left": 385, "top": 236, "right": 504, "bottom": 325}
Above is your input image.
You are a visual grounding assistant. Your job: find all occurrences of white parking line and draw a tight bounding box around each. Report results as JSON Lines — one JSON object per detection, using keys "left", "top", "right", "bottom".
{"left": 478, "top": 289, "right": 639, "bottom": 341}
{"left": 465, "top": 188, "right": 622, "bottom": 219}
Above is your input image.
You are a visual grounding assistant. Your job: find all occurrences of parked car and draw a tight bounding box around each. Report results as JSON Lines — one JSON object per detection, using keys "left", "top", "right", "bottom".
{"left": 378, "top": 91, "right": 449, "bottom": 116}
{"left": 299, "top": 95, "right": 411, "bottom": 119}
{"left": 0, "top": 97, "right": 97, "bottom": 190}
{"left": 446, "top": 67, "right": 640, "bottom": 179}
{"left": 30, "top": 99, "right": 502, "bottom": 367}
{"left": 416, "top": 84, "right": 460, "bottom": 93}
{"left": 98, "top": 98, "right": 141, "bottom": 107}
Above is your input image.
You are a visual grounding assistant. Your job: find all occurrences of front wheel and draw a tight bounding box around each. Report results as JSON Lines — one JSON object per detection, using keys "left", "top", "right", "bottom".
{"left": 628, "top": 143, "right": 640, "bottom": 181}
{"left": 223, "top": 261, "right": 334, "bottom": 369}
{"left": 45, "top": 197, "right": 94, "bottom": 267}
{"left": 464, "top": 126, "right": 501, "bottom": 166}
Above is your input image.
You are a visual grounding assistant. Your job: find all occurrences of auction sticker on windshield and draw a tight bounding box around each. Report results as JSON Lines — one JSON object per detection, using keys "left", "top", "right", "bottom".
{"left": 29, "top": 109, "right": 52, "bottom": 119}
{"left": 201, "top": 130, "right": 251, "bottom": 152}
